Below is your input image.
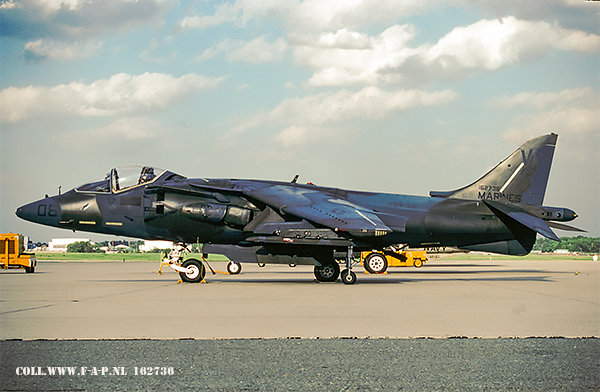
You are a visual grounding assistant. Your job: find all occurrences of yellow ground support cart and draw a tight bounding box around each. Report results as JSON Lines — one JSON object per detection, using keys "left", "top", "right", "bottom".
{"left": 361, "top": 249, "right": 427, "bottom": 274}
{"left": 1, "top": 233, "right": 36, "bottom": 273}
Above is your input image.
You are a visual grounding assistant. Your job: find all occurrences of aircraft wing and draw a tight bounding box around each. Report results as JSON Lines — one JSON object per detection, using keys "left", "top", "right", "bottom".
{"left": 241, "top": 183, "right": 392, "bottom": 237}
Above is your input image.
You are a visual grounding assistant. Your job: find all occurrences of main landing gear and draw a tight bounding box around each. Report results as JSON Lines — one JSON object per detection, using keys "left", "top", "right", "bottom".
{"left": 313, "top": 245, "right": 357, "bottom": 285}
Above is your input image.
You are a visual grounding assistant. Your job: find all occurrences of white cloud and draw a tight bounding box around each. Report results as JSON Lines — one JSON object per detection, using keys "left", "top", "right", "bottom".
{"left": 229, "top": 37, "right": 288, "bottom": 63}
{"left": 296, "top": 17, "right": 600, "bottom": 87}
{"left": 51, "top": 117, "right": 179, "bottom": 157}
{"left": 60, "top": 117, "right": 160, "bottom": 143}
{"left": 196, "top": 36, "right": 288, "bottom": 64}
{"left": 0, "top": 0, "right": 17, "bottom": 9}
{"left": 294, "top": 24, "right": 419, "bottom": 86}
{"left": 467, "top": 0, "right": 600, "bottom": 34}
{"left": 177, "top": 0, "right": 434, "bottom": 33}
{"left": 231, "top": 86, "right": 457, "bottom": 146}
{"left": 177, "top": 2, "right": 599, "bottom": 88}
{"left": 498, "top": 88, "right": 599, "bottom": 162}
{"left": 503, "top": 107, "right": 599, "bottom": 143}
{"left": 489, "top": 87, "right": 596, "bottom": 110}
{"left": 427, "top": 17, "right": 600, "bottom": 71}
{"left": 2, "top": 0, "right": 172, "bottom": 40}
{"left": 22, "top": 39, "right": 104, "bottom": 62}
{"left": 0, "top": 72, "right": 225, "bottom": 122}
{"left": 178, "top": 1, "right": 599, "bottom": 87}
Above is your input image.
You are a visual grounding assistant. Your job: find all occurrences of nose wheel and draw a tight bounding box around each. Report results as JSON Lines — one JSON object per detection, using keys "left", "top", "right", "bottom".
{"left": 341, "top": 269, "right": 356, "bottom": 284}
{"left": 341, "top": 244, "right": 357, "bottom": 285}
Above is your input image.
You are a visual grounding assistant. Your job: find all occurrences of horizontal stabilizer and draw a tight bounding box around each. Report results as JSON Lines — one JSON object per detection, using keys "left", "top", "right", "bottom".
{"left": 483, "top": 200, "right": 560, "bottom": 242}
{"left": 506, "top": 211, "right": 559, "bottom": 241}
{"left": 547, "top": 221, "right": 587, "bottom": 233}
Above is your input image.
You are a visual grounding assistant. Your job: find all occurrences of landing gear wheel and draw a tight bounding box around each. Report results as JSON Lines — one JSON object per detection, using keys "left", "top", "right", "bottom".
{"left": 179, "top": 259, "right": 205, "bottom": 283}
{"left": 227, "top": 261, "right": 242, "bottom": 275}
{"left": 341, "top": 269, "right": 357, "bottom": 285}
{"left": 257, "top": 262, "right": 266, "bottom": 267}
{"left": 364, "top": 252, "right": 387, "bottom": 274}
{"left": 414, "top": 258, "right": 423, "bottom": 268}
{"left": 314, "top": 262, "right": 340, "bottom": 282}
{"left": 25, "top": 266, "right": 35, "bottom": 273}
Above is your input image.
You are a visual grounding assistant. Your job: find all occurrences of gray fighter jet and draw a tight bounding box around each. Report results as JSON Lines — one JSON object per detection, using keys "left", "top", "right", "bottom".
{"left": 16, "top": 133, "right": 583, "bottom": 284}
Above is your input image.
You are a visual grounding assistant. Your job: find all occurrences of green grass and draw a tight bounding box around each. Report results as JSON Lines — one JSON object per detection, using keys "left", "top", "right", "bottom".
{"left": 35, "top": 251, "right": 231, "bottom": 262}
{"left": 433, "top": 253, "right": 596, "bottom": 261}
{"left": 36, "top": 252, "right": 163, "bottom": 261}
{"left": 35, "top": 251, "right": 595, "bottom": 262}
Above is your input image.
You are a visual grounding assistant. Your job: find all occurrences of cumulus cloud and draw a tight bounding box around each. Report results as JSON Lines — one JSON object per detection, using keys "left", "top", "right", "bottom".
{"left": 54, "top": 117, "right": 164, "bottom": 151}
{"left": 178, "top": 2, "right": 599, "bottom": 87}
{"left": 294, "top": 24, "right": 419, "bottom": 86}
{"left": 497, "top": 88, "right": 599, "bottom": 162}
{"left": 177, "top": 0, "right": 432, "bottom": 33}
{"left": 489, "top": 87, "right": 595, "bottom": 110}
{"left": 196, "top": 36, "right": 288, "bottom": 64}
{"left": 1, "top": 0, "right": 172, "bottom": 40}
{"left": 427, "top": 17, "right": 599, "bottom": 69}
{"left": 22, "top": 39, "right": 104, "bottom": 62}
{"left": 232, "top": 86, "right": 457, "bottom": 146}
{"left": 469, "top": 0, "right": 600, "bottom": 33}
{"left": 0, "top": 72, "right": 225, "bottom": 122}
{"left": 298, "top": 17, "right": 600, "bottom": 87}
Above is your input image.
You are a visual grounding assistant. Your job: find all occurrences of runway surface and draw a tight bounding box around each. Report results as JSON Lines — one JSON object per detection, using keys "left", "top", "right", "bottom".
{"left": 1, "top": 259, "right": 598, "bottom": 339}
{"left": 1, "top": 258, "right": 599, "bottom": 390}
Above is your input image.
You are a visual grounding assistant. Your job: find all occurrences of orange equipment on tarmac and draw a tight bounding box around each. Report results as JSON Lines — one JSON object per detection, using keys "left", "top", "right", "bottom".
{"left": 1, "top": 233, "right": 36, "bottom": 273}
{"left": 361, "top": 249, "right": 427, "bottom": 274}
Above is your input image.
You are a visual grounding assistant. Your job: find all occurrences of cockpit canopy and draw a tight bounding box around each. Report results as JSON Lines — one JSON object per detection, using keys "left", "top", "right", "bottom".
{"left": 76, "top": 166, "right": 172, "bottom": 193}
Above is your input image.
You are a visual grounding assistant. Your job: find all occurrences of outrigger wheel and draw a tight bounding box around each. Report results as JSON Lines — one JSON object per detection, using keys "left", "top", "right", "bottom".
{"left": 314, "top": 262, "right": 340, "bottom": 282}
{"left": 227, "top": 261, "right": 242, "bottom": 275}
{"left": 179, "top": 258, "right": 206, "bottom": 283}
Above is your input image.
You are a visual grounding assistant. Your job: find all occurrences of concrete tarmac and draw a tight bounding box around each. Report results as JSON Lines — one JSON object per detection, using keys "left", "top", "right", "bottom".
{"left": 1, "top": 258, "right": 598, "bottom": 339}
{"left": 1, "top": 258, "right": 599, "bottom": 391}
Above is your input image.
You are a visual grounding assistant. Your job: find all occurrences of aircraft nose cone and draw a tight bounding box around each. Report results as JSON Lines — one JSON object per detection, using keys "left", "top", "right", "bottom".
{"left": 15, "top": 197, "right": 61, "bottom": 226}
{"left": 15, "top": 202, "right": 38, "bottom": 222}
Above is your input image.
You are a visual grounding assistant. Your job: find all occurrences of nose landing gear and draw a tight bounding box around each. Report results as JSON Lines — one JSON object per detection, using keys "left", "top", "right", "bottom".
{"left": 340, "top": 244, "right": 356, "bottom": 285}
{"left": 313, "top": 245, "right": 358, "bottom": 284}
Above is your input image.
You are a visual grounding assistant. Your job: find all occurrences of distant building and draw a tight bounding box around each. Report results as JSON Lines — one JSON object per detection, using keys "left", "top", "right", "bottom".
{"left": 48, "top": 238, "right": 91, "bottom": 252}
{"left": 139, "top": 240, "right": 174, "bottom": 252}
{"left": 553, "top": 249, "right": 570, "bottom": 254}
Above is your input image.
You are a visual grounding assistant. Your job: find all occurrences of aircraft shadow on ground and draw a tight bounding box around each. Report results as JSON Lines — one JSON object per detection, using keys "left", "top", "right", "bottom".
{"left": 180, "top": 273, "right": 555, "bottom": 285}
{"left": 81, "top": 266, "right": 558, "bottom": 285}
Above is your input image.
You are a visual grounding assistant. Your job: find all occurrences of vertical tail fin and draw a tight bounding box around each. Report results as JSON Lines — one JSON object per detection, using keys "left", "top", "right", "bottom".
{"left": 430, "top": 133, "right": 557, "bottom": 206}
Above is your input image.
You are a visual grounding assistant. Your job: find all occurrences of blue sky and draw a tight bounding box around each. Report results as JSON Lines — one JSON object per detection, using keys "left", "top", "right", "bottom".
{"left": 1, "top": 0, "right": 599, "bottom": 242}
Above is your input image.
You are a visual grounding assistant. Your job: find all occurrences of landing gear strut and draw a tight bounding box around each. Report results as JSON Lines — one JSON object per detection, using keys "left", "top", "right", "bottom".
{"left": 341, "top": 244, "right": 356, "bottom": 285}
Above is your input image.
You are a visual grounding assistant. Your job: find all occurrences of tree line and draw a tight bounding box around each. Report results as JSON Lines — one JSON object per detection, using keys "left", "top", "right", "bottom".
{"left": 65, "top": 237, "right": 599, "bottom": 254}
{"left": 533, "top": 236, "right": 599, "bottom": 253}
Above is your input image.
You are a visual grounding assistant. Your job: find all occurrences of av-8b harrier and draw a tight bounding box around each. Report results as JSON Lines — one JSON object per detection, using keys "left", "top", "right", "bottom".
{"left": 16, "top": 133, "right": 582, "bottom": 284}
